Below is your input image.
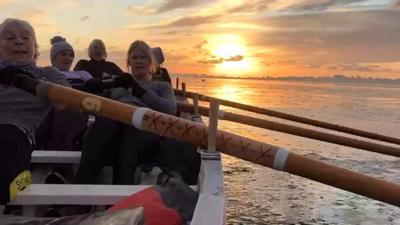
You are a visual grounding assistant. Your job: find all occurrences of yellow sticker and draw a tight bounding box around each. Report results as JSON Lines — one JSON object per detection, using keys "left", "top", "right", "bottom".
{"left": 9, "top": 170, "right": 32, "bottom": 201}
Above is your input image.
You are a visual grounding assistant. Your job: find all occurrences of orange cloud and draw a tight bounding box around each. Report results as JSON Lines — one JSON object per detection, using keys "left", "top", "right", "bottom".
{"left": 281, "top": 0, "right": 368, "bottom": 12}
{"left": 0, "top": 0, "right": 15, "bottom": 7}
{"left": 227, "top": 0, "right": 274, "bottom": 14}
{"left": 156, "top": 0, "right": 213, "bottom": 13}
{"left": 225, "top": 55, "right": 244, "bottom": 62}
{"left": 127, "top": 5, "right": 156, "bottom": 15}
{"left": 80, "top": 16, "right": 89, "bottom": 21}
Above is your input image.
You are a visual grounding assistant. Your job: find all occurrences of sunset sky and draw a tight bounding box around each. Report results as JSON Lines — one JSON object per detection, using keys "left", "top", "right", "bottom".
{"left": 1, "top": 0, "right": 400, "bottom": 78}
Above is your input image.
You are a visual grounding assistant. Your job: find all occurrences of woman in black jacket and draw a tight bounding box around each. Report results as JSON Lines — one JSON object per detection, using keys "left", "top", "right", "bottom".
{"left": 74, "top": 39, "right": 124, "bottom": 79}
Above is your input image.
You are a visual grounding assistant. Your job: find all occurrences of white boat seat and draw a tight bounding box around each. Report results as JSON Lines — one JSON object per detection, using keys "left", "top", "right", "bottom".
{"left": 31, "top": 150, "right": 81, "bottom": 164}
{"left": 10, "top": 184, "right": 197, "bottom": 206}
{"left": 11, "top": 184, "right": 149, "bottom": 205}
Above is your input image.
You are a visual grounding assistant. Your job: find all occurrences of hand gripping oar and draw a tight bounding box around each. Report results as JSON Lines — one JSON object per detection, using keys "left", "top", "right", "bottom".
{"left": 175, "top": 89, "right": 400, "bottom": 146}
{"left": 177, "top": 102, "right": 400, "bottom": 157}
{"left": 31, "top": 81, "right": 400, "bottom": 207}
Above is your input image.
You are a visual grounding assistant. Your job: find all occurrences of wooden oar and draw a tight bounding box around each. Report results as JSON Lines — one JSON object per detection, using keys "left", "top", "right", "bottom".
{"left": 34, "top": 81, "right": 400, "bottom": 207}
{"left": 178, "top": 102, "right": 400, "bottom": 157}
{"left": 175, "top": 89, "right": 400, "bottom": 145}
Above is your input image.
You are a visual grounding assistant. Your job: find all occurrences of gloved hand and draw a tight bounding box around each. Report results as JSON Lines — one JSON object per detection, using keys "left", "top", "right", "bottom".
{"left": 130, "top": 76, "right": 146, "bottom": 98}
{"left": 82, "top": 78, "right": 104, "bottom": 93}
{"left": 114, "top": 73, "right": 146, "bottom": 98}
{"left": 113, "top": 74, "right": 134, "bottom": 89}
{"left": 0, "top": 65, "right": 34, "bottom": 86}
{"left": 0, "top": 65, "right": 38, "bottom": 95}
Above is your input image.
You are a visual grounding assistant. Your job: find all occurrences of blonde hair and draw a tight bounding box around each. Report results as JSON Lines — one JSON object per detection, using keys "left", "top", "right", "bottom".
{"left": 0, "top": 18, "right": 39, "bottom": 60}
{"left": 88, "top": 39, "right": 107, "bottom": 59}
{"left": 126, "top": 40, "right": 156, "bottom": 74}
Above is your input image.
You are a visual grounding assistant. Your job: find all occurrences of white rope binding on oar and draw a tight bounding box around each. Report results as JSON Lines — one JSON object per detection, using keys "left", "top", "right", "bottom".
{"left": 273, "top": 148, "right": 289, "bottom": 171}
{"left": 132, "top": 107, "right": 150, "bottom": 130}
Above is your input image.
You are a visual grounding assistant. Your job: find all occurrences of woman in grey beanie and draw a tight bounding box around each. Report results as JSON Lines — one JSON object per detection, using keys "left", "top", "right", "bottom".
{"left": 50, "top": 36, "right": 74, "bottom": 71}
{"left": 50, "top": 36, "right": 92, "bottom": 82}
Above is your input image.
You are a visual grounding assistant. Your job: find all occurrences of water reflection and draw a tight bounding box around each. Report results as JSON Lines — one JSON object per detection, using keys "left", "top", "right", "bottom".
{"left": 174, "top": 75, "right": 400, "bottom": 224}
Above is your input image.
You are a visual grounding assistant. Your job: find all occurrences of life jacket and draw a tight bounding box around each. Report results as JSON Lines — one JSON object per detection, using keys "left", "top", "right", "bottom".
{"left": 0, "top": 178, "right": 198, "bottom": 225}
{"left": 109, "top": 177, "right": 198, "bottom": 225}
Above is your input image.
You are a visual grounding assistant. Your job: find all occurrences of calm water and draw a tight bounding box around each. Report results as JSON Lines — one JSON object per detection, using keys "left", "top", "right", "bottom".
{"left": 174, "top": 76, "right": 400, "bottom": 225}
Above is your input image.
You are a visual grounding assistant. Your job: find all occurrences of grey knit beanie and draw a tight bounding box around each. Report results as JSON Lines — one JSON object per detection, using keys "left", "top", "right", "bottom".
{"left": 50, "top": 36, "right": 74, "bottom": 62}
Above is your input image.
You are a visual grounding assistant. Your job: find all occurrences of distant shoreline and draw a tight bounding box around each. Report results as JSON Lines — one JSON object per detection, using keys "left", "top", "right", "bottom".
{"left": 173, "top": 74, "right": 400, "bottom": 86}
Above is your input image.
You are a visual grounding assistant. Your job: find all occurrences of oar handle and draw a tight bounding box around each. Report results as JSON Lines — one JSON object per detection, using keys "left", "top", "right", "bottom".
{"left": 36, "top": 81, "right": 400, "bottom": 207}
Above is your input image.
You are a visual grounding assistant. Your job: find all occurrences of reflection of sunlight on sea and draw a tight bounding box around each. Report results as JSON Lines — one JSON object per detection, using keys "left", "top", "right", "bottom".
{"left": 173, "top": 75, "right": 400, "bottom": 224}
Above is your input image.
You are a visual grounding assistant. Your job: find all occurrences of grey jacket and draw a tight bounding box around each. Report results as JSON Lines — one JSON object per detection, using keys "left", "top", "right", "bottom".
{"left": 106, "top": 80, "right": 177, "bottom": 115}
{"left": 0, "top": 65, "right": 70, "bottom": 144}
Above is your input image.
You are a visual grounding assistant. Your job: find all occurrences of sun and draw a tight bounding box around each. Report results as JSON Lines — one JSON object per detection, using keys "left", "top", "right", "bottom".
{"left": 213, "top": 43, "right": 254, "bottom": 76}
{"left": 215, "top": 44, "right": 245, "bottom": 59}
{"left": 206, "top": 34, "right": 259, "bottom": 76}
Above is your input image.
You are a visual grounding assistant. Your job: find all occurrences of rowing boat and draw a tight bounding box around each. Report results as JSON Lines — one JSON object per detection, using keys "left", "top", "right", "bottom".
{"left": 0, "top": 94, "right": 226, "bottom": 225}
{"left": 1, "top": 78, "right": 400, "bottom": 224}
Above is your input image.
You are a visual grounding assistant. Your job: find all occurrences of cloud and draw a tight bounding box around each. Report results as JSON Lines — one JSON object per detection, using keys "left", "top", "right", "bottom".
{"left": 247, "top": 9, "right": 400, "bottom": 65}
{"left": 127, "top": 5, "right": 156, "bottom": 14}
{"left": 0, "top": 0, "right": 15, "bottom": 7}
{"left": 197, "top": 54, "right": 244, "bottom": 64}
{"left": 197, "top": 58, "right": 224, "bottom": 64}
{"left": 165, "top": 15, "right": 221, "bottom": 27}
{"left": 276, "top": 60, "right": 297, "bottom": 64}
{"left": 338, "top": 63, "right": 392, "bottom": 72}
{"left": 225, "top": 55, "right": 244, "bottom": 61}
{"left": 156, "top": 0, "right": 211, "bottom": 13}
{"left": 327, "top": 65, "right": 338, "bottom": 70}
{"left": 164, "top": 51, "right": 189, "bottom": 63}
{"left": 141, "top": 14, "right": 221, "bottom": 30}
{"left": 15, "top": 9, "right": 58, "bottom": 31}
{"left": 139, "top": 14, "right": 220, "bottom": 30}
{"left": 282, "top": 0, "right": 368, "bottom": 12}
{"left": 194, "top": 40, "right": 208, "bottom": 49}
{"left": 80, "top": 16, "right": 89, "bottom": 21}
{"left": 228, "top": 0, "right": 275, "bottom": 14}
{"left": 193, "top": 40, "right": 210, "bottom": 56}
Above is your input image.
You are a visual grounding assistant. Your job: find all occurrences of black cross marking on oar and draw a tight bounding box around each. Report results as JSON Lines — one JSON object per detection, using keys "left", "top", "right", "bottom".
{"left": 256, "top": 146, "right": 273, "bottom": 163}
{"left": 149, "top": 113, "right": 163, "bottom": 130}
{"left": 182, "top": 123, "right": 196, "bottom": 139}
{"left": 239, "top": 139, "right": 251, "bottom": 155}
{"left": 164, "top": 117, "right": 179, "bottom": 135}
{"left": 218, "top": 133, "right": 232, "bottom": 151}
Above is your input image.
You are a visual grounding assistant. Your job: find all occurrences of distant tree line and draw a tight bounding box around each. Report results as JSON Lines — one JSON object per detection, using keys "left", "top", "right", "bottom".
{"left": 175, "top": 74, "right": 400, "bottom": 85}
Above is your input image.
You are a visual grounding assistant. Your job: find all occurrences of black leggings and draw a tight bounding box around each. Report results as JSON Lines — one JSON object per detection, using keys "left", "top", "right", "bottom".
{"left": 74, "top": 117, "right": 201, "bottom": 185}
{"left": 0, "top": 124, "right": 32, "bottom": 204}
{"left": 74, "top": 117, "right": 161, "bottom": 185}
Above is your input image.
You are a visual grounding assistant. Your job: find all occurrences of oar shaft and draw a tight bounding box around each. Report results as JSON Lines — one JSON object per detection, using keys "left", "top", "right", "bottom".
{"left": 286, "top": 154, "right": 400, "bottom": 206}
{"left": 178, "top": 103, "right": 400, "bottom": 157}
{"left": 37, "top": 82, "right": 400, "bottom": 207}
{"left": 175, "top": 90, "right": 400, "bottom": 145}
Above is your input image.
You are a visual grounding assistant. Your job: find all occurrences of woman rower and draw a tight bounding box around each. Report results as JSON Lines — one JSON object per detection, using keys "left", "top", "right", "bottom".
{"left": 74, "top": 39, "right": 124, "bottom": 80}
{"left": 0, "top": 18, "right": 69, "bottom": 204}
{"left": 75, "top": 40, "right": 176, "bottom": 185}
{"left": 50, "top": 36, "right": 92, "bottom": 83}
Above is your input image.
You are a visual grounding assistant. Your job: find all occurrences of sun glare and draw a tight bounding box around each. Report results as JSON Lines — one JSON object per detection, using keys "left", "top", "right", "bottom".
{"left": 207, "top": 34, "right": 260, "bottom": 76}
{"left": 215, "top": 44, "right": 245, "bottom": 59}
{"left": 217, "top": 60, "right": 253, "bottom": 75}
